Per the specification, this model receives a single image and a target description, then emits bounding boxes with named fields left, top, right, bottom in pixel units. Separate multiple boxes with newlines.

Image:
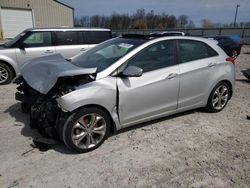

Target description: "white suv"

left=0, top=27, right=112, bottom=84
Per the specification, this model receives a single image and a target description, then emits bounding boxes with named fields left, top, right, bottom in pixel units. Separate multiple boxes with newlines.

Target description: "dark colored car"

left=206, top=35, right=243, bottom=58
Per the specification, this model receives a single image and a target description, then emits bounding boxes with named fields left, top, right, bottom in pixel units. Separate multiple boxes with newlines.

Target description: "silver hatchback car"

left=15, top=34, right=235, bottom=153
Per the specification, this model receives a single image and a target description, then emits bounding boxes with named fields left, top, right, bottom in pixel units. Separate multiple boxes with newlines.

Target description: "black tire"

left=61, top=107, right=110, bottom=153
left=206, top=82, right=231, bottom=113
left=0, top=62, right=14, bottom=85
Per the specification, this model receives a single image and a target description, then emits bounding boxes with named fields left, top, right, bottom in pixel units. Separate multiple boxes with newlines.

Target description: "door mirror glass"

left=122, top=65, right=143, bottom=77
left=18, top=43, right=27, bottom=50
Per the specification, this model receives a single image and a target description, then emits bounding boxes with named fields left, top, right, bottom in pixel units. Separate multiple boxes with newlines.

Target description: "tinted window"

left=179, top=40, right=218, bottom=63
left=127, top=40, right=176, bottom=72
left=84, top=31, right=111, bottom=44
left=55, top=31, right=79, bottom=45
left=22, top=32, right=52, bottom=47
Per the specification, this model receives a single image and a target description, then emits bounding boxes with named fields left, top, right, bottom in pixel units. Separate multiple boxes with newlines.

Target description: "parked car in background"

left=205, top=35, right=243, bottom=58
left=150, top=31, right=186, bottom=36
left=0, top=27, right=112, bottom=84
left=15, top=34, right=235, bottom=153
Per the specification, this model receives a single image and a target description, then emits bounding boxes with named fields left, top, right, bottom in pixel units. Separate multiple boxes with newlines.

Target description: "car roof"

left=24, top=27, right=111, bottom=32
left=122, top=34, right=206, bottom=41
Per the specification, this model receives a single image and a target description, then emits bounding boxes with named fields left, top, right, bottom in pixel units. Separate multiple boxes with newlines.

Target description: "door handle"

left=167, top=73, right=178, bottom=79
left=44, top=50, right=54, bottom=54
left=208, top=62, right=216, bottom=67
left=80, top=48, right=86, bottom=51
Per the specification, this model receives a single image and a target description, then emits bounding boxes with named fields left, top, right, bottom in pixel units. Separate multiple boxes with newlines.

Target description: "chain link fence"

left=114, top=27, right=250, bottom=44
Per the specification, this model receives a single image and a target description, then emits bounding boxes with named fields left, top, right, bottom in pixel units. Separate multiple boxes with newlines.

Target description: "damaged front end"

left=15, top=75, right=95, bottom=139
left=15, top=54, right=97, bottom=139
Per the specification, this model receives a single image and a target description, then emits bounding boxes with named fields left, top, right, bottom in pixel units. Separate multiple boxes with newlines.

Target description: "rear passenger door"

left=177, top=39, right=219, bottom=108
left=54, top=31, right=89, bottom=59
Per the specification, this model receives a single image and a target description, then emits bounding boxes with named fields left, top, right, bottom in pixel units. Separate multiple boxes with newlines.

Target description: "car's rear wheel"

left=62, top=107, right=110, bottom=153
left=0, top=62, right=13, bottom=85
left=206, top=82, right=231, bottom=112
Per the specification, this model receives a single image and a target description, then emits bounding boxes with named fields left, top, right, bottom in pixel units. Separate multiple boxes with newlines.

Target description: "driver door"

left=117, top=40, right=180, bottom=126
left=15, top=31, right=55, bottom=66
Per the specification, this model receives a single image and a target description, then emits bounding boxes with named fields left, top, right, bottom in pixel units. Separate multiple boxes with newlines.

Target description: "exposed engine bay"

left=14, top=54, right=100, bottom=139
left=15, top=73, right=95, bottom=139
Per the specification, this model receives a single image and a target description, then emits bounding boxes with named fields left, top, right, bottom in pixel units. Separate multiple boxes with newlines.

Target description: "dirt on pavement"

left=0, top=46, right=250, bottom=188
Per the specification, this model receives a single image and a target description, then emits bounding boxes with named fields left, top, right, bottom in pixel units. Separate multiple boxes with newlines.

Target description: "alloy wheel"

left=212, top=85, right=229, bottom=110
left=0, top=66, right=9, bottom=84
left=71, top=113, right=107, bottom=149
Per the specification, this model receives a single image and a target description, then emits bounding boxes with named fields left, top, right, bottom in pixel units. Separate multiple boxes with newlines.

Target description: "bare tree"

left=80, top=9, right=193, bottom=30
left=178, top=15, right=188, bottom=28
left=201, top=19, right=214, bottom=28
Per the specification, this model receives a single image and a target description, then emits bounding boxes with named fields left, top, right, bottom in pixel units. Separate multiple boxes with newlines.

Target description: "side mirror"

left=19, top=43, right=27, bottom=50
left=122, top=65, right=143, bottom=77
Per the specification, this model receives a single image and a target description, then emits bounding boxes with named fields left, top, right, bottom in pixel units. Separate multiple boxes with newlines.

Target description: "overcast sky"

left=60, top=0, right=250, bottom=25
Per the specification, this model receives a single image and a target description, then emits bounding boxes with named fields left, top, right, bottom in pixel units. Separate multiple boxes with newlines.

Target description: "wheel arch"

left=73, top=104, right=117, bottom=134
left=205, top=79, right=234, bottom=108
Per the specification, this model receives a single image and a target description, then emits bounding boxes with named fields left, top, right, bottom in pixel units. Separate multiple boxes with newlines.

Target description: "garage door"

left=1, top=8, right=34, bottom=38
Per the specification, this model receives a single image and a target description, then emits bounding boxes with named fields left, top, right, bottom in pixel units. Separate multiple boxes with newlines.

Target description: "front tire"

left=206, top=82, right=231, bottom=112
left=0, top=62, right=14, bottom=85
left=61, top=107, right=110, bottom=153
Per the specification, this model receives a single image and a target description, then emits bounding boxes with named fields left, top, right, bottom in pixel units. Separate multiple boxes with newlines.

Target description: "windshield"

left=71, top=38, right=146, bottom=72
left=4, top=31, right=28, bottom=47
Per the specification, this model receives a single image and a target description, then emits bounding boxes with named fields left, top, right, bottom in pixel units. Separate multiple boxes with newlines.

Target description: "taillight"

left=226, top=57, right=235, bottom=64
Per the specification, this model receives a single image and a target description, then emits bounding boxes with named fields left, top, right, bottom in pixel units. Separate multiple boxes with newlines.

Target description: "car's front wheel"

left=61, top=107, right=110, bottom=153
left=206, top=82, right=231, bottom=112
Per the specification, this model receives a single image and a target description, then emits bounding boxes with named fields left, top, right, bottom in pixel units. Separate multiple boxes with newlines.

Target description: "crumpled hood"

left=21, top=54, right=97, bottom=94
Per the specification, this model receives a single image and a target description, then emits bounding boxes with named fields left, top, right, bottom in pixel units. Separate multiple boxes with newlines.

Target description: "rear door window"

left=55, top=31, right=80, bottom=45
left=83, top=31, right=111, bottom=44
left=178, top=40, right=218, bottom=63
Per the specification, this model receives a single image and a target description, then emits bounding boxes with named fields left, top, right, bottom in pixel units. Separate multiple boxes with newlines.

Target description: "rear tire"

left=206, top=82, right=231, bottom=112
left=61, top=107, right=110, bottom=153
left=0, top=62, right=14, bottom=85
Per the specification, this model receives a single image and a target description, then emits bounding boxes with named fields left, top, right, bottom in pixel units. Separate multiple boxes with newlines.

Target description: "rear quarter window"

left=178, top=40, right=218, bottom=63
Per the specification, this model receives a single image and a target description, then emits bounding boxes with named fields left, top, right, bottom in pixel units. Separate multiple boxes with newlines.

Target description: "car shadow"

left=4, top=102, right=76, bottom=154
left=113, top=109, right=201, bottom=136
left=236, top=79, right=250, bottom=83
left=241, top=69, right=250, bottom=81
left=5, top=102, right=203, bottom=155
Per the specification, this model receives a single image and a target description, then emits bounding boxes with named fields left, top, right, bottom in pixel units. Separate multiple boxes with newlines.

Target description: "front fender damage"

left=15, top=75, right=120, bottom=142
left=15, top=75, right=95, bottom=139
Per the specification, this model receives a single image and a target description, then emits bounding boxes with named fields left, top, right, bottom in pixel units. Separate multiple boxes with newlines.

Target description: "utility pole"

left=233, top=4, right=240, bottom=27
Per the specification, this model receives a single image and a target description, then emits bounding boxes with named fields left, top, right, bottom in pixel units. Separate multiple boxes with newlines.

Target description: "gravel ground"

left=0, top=46, right=250, bottom=188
